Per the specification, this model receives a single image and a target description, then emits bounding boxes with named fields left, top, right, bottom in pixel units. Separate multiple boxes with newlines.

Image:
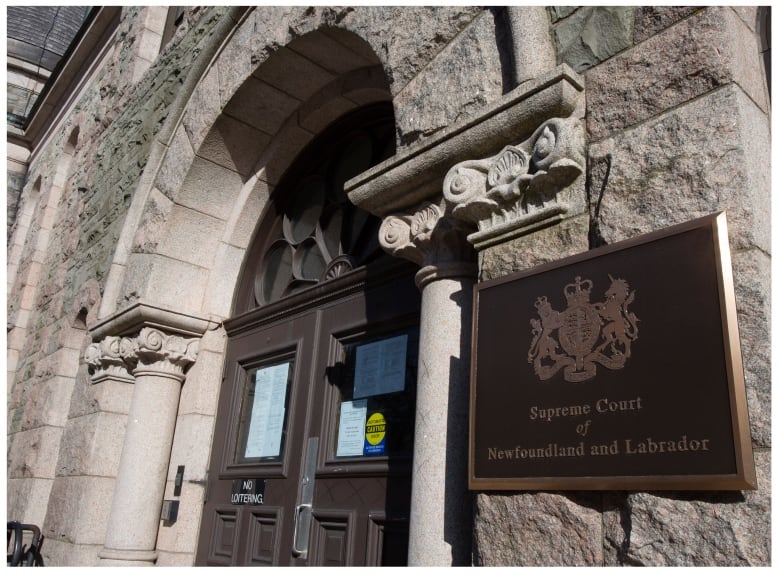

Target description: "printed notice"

left=337, top=399, right=367, bottom=457
left=244, top=363, right=289, bottom=458
left=354, top=334, right=408, bottom=398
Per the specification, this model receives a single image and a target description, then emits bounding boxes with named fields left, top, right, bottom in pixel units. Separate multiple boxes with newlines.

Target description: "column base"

left=99, top=546, right=157, bottom=565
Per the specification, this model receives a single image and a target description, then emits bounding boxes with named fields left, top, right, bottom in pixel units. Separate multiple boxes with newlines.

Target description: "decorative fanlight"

left=254, top=116, right=394, bottom=306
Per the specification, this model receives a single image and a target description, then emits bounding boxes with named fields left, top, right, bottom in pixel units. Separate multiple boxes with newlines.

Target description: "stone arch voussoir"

left=120, top=23, right=393, bottom=320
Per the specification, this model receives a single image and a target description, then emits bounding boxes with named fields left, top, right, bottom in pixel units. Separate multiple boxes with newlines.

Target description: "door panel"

left=197, top=270, right=420, bottom=566
left=311, top=509, right=354, bottom=566
left=245, top=508, right=281, bottom=565
left=209, top=507, right=239, bottom=565
left=198, top=312, right=318, bottom=566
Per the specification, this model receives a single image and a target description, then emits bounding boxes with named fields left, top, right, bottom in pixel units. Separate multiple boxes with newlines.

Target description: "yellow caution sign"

left=365, top=412, right=386, bottom=447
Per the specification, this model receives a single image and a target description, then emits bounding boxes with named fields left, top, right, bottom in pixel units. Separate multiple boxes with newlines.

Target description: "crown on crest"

left=564, top=276, right=592, bottom=304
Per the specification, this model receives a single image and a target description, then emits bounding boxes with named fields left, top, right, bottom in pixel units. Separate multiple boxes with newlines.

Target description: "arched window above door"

left=246, top=104, right=396, bottom=310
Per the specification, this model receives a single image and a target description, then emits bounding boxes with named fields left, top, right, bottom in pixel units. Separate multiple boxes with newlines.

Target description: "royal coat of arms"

left=528, top=275, right=640, bottom=382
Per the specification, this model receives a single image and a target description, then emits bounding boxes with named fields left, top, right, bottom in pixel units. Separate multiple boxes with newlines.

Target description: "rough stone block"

left=156, top=204, right=225, bottom=267
left=587, top=6, right=769, bottom=141
left=55, top=411, right=126, bottom=477
left=174, top=156, right=244, bottom=222
left=43, top=476, right=116, bottom=545
left=340, top=64, right=393, bottom=106
left=223, top=76, right=301, bottom=137
left=156, top=550, right=195, bottom=567
left=202, top=243, right=244, bottom=319
left=7, top=427, right=63, bottom=479
left=553, top=6, right=635, bottom=73
left=155, top=126, right=195, bottom=200
left=121, top=253, right=209, bottom=312
left=167, top=413, right=215, bottom=483
left=156, top=481, right=206, bottom=556
left=43, top=347, right=82, bottom=379
left=197, top=114, right=271, bottom=179
left=215, top=14, right=254, bottom=109
left=256, top=122, right=313, bottom=186
left=253, top=45, right=336, bottom=102
left=344, top=6, right=481, bottom=94
left=394, top=10, right=503, bottom=146
left=633, top=6, right=699, bottom=43
left=548, top=6, right=577, bottom=23
left=179, top=64, right=222, bottom=159
left=474, top=491, right=603, bottom=565
left=478, top=213, right=590, bottom=281
left=19, top=376, right=74, bottom=430
left=732, top=6, right=760, bottom=31
left=731, top=249, right=771, bottom=447
left=246, top=6, right=295, bottom=65
left=287, top=28, right=374, bottom=76
left=6, top=477, right=53, bottom=528
left=141, top=5, right=168, bottom=31
left=131, top=186, right=174, bottom=254
left=589, top=86, right=770, bottom=255
left=228, top=177, right=269, bottom=249
left=298, top=88, right=356, bottom=135
left=39, top=539, right=102, bottom=568
left=68, top=373, right=134, bottom=419
left=603, top=450, right=770, bottom=566
left=198, top=325, right=228, bottom=354
left=179, top=348, right=226, bottom=417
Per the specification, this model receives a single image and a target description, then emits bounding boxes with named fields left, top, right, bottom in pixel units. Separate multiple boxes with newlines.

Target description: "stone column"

left=93, top=327, right=198, bottom=565
left=380, top=202, right=477, bottom=566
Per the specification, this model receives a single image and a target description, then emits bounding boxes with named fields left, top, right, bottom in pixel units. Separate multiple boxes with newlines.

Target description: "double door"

left=196, top=270, right=420, bottom=565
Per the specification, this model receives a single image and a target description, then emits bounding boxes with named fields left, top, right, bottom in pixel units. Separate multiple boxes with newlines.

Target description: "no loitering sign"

left=231, top=478, right=266, bottom=505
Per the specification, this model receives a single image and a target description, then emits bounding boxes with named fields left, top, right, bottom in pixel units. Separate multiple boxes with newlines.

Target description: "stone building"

left=5, top=5, right=771, bottom=567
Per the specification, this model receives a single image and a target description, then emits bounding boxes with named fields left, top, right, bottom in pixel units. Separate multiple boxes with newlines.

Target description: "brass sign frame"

left=469, top=213, right=756, bottom=491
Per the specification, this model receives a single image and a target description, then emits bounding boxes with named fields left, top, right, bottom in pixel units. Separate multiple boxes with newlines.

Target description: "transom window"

left=252, top=105, right=396, bottom=307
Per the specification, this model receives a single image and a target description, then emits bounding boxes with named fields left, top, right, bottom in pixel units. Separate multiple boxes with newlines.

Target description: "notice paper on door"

left=244, top=362, right=289, bottom=458
left=336, top=399, right=367, bottom=457
left=353, top=334, right=407, bottom=398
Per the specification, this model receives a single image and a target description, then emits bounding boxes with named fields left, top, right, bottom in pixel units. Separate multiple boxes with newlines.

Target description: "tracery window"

left=252, top=104, right=396, bottom=307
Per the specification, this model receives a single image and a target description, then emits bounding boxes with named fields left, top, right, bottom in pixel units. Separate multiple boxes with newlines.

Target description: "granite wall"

left=472, top=6, right=770, bottom=566
left=6, top=6, right=769, bottom=566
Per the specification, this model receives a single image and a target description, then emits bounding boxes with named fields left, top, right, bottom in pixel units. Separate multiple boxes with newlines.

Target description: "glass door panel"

left=332, top=329, right=419, bottom=460
left=235, top=358, right=294, bottom=464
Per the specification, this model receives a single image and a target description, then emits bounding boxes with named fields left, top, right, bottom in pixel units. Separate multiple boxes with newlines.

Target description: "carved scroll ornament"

left=443, top=117, right=584, bottom=249
left=379, top=201, right=477, bottom=287
left=84, top=336, right=135, bottom=384
left=85, top=328, right=199, bottom=383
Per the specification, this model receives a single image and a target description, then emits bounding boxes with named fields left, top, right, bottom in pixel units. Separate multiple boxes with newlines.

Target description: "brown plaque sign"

left=469, top=213, right=756, bottom=490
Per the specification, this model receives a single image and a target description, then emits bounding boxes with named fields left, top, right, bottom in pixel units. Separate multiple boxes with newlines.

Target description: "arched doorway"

left=196, top=104, right=421, bottom=566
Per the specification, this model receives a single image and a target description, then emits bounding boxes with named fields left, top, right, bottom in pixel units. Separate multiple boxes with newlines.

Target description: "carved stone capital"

left=379, top=201, right=477, bottom=288
left=443, top=117, right=585, bottom=250
left=126, top=327, right=199, bottom=380
left=85, top=301, right=215, bottom=385
left=85, top=328, right=199, bottom=384
left=84, top=336, right=134, bottom=384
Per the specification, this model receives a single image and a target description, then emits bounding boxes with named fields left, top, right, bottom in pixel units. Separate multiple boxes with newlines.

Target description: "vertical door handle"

left=291, top=437, right=318, bottom=559
left=291, top=503, right=312, bottom=557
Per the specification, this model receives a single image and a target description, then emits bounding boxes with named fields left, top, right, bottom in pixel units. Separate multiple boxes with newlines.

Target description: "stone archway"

left=88, top=15, right=396, bottom=564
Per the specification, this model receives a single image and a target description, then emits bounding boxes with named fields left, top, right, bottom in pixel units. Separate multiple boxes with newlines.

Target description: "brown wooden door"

left=196, top=266, right=420, bottom=566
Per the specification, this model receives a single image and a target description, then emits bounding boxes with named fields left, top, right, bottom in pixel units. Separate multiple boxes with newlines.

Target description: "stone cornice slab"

left=346, top=64, right=584, bottom=217
left=89, top=301, right=221, bottom=340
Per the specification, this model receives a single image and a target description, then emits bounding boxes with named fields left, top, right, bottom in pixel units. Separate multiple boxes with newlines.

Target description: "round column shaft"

left=97, top=328, right=198, bottom=565
left=379, top=203, right=477, bottom=566
left=408, top=273, right=474, bottom=566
